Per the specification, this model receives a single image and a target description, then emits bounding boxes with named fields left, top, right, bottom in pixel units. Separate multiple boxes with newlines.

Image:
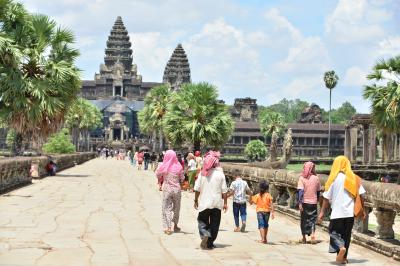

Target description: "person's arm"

left=317, top=198, right=330, bottom=224
left=222, top=192, right=228, bottom=213
left=298, top=189, right=304, bottom=211
left=194, top=191, right=200, bottom=209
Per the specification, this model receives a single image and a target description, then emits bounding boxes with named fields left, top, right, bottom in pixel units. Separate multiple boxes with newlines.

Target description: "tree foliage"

left=65, top=98, right=102, bottom=131
left=0, top=0, right=80, bottom=145
left=259, top=111, right=286, bottom=137
left=330, top=101, right=357, bottom=124
left=163, top=82, right=234, bottom=151
left=324, top=70, right=339, bottom=90
left=363, top=56, right=400, bottom=133
left=244, top=139, right=267, bottom=161
left=42, top=128, right=75, bottom=154
left=259, top=98, right=308, bottom=124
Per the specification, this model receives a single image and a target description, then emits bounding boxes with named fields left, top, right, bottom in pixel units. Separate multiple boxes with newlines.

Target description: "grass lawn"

left=286, top=163, right=332, bottom=172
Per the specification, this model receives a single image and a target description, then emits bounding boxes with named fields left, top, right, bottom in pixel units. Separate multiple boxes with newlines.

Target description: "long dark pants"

left=329, top=217, right=354, bottom=258
left=197, top=208, right=221, bottom=248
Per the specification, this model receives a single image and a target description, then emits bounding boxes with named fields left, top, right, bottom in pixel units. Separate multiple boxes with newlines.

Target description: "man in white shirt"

left=318, top=156, right=366, bottom=264
left=194, top=151, right=228, bottom=250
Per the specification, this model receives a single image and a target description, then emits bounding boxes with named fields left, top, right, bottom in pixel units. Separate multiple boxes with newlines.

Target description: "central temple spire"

left=104, top=16, right=133, bottom=70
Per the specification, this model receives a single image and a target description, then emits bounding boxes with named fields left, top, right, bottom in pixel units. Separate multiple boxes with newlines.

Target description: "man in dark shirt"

left=143, top=150, right=151, bottom=170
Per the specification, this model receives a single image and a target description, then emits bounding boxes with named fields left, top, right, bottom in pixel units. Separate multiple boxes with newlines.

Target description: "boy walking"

left=228, top=170, right=252, bottom=232
left=250, top=180, right=275, bottom=244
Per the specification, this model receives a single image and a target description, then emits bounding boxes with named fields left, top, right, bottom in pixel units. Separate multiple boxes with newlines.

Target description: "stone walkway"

left=0, top=158, right=397, bottom=265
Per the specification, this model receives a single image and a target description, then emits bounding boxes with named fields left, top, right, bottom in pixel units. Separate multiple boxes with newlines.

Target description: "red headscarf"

left=201, top=151, right=220, bottom=177
left=156, top=150, right=183, bottom=176
left=302, top=161, right=316, bottom=179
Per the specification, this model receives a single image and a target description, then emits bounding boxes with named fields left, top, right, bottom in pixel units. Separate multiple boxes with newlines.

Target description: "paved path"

left=0, top=158, right=397, bottom=266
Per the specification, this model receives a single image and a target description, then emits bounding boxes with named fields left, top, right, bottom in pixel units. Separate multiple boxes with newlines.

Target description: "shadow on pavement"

left=56, top=174, right=91, bottom=177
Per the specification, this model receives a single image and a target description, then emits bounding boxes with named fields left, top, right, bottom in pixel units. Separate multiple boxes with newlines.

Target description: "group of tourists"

left=154, top=149, right=366, bottom=264
left=98, top=147, right=126, bottom=160
left=127, top=150, right=160, bottom=171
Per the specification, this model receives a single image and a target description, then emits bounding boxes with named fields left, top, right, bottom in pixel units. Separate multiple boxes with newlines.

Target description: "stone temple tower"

left=163, top=44, right=191, bottom=91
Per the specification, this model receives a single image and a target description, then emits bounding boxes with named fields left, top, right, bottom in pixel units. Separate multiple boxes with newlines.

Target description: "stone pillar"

left=374, top=208, right=396, bottom=239
left=350, top=126, right=358, bottom=163
left=110, top=129, right=113, bottom=141
left=369, top=125, right=376, bottom=163
left=287, top=187, right=297, bottom=209
left=344, top=126, right=351, bottom=158
left=120, top=128, right=124, bottom=141
left=353, top=207, right=372, bottom=233
left=362, top=125, right=369, bottom=164
left=269, top=183, right=279, bottom=202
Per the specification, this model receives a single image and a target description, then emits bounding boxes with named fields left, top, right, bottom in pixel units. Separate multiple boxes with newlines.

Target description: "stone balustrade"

left=222, top=163, right=400, bottom=260
left=0, top=152, right=97, bottom=193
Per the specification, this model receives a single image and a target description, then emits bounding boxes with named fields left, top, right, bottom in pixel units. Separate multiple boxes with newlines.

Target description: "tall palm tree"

left=163, top=82, right=234, bottom=151
left=138, top=84, right=171, bottom=151
left=259, top=111, right=286, bottom=161
left=363, top=56, right=400, bottom=162
left=324, top=70, right=339, bottom=156
left=65, top=98, right=102, bottom=151
left=0, top=0, right=80, bottom=154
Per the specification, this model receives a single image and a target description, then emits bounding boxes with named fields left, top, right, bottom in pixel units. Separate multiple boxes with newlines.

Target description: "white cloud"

left=378, top=36, right=400, bottom=56
left=325, top=0, right=391, bottom=43
left=343, top=66, right=367, bottom=86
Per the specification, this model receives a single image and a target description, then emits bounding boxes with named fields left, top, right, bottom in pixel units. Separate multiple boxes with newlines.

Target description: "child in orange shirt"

left=250, top=180, right=275, bottom=244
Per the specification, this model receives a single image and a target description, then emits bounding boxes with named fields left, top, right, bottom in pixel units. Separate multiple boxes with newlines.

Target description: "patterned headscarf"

left=156, top=150, right=183, bottom=176
left=325, top=156, right=357, bottom=198
left=302, top=161, right=316, bottom=179
left=201, top=151, right=220, bottom=177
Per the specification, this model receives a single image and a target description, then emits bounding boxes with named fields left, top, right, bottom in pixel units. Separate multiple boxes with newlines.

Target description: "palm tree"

left=324, top=70, right=339, bottom=156
left=259, top=111, right=286, bottom=161
left=0, top=0, right=80, bottom=154
left=138, top=84, right=171, bottom=151
left=363, top=56, right=400, bottom=162
left=65, top=98, right=102, bottom=151
left=163, top=82, right=234, bottom=151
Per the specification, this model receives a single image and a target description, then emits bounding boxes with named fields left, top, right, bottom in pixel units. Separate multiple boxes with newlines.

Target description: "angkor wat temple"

left=80, top=17, right=190, bottom=141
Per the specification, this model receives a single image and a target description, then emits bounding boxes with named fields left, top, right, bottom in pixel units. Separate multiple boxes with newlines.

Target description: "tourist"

left=250, top=180, right=274, bottom=244
left=228, top=169, right=252, bottom=232
left=133, top=151, right=138, bottom=166
left=150, top=152, right=157, bottom=170
left=137, top=151, right=144, bottom=170
left=46, top=160, right=57, bottom=176
left=177, top=154, right=185, bottom=169
left=144, top=150, right=151, bottom=170
left=297, top=161, right=321, bottom=244
left=194, top=151, right=228, bottom=250
left=194, top=150, right=203, bottom=180
left=318, top=156, right=366, bottom=264
left=156, top=150, right=184, bottom=235
left=186, top=153, right=197, bottom=192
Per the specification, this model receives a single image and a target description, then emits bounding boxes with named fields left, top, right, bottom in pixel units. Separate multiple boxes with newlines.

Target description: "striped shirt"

left=229, top=178, right=250, bottom=204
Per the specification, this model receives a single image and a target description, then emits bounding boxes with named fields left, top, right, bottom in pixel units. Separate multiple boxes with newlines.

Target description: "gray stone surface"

left=0, top=159, right=397, bottom=265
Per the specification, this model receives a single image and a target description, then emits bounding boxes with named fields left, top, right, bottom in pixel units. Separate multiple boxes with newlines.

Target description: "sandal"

left=256, top=240, right=267, bottom=244
left=174, top=226, right=181, bottom=232
left=164, top=230, right=172, bottom=235
left=234, top=228, right=241, bottom=232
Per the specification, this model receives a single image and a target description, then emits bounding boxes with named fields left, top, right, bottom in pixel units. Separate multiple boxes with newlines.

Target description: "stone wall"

left=222, top=163, right=400, bottom=261
left=0, top=152, right=97, bottom=193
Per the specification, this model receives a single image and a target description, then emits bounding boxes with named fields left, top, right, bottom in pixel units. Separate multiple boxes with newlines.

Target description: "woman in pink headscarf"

left=297, top=161, right=321, bottom=244
left=156, top=150, right=184, bottom=235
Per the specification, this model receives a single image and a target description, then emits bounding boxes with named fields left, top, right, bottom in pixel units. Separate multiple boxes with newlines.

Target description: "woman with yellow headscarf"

left=318, top=156, right=366, bottom=264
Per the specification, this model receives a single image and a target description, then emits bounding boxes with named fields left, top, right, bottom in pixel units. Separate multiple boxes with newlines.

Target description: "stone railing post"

left=350, top=126, right=358, bottom=163
left=344, top=125, right=351, bottom=158
left=276, top=186, right=289, bottom=206
left=269, top=183, right=279, bottom=202
left=369, top=125, right=376, bottom=163
left=374, top=207, right=396, bottom=239
left=353, top=207, right=372, bottom=233
left=362, top=124, right=369, bottom=164
left=287, top=187, right=297, bottom=208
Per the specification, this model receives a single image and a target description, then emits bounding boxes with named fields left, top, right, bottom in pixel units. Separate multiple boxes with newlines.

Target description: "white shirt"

left=323, top=172, right=366, bottom=219
left=194, top=167, right=228, bottom=212
left=229, top=178, right=250, bottom=204
left=188, top=159, right=196, bottom=171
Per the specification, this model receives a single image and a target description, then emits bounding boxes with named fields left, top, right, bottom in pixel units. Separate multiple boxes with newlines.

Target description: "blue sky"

left=21, top=0, right=399, bottom=112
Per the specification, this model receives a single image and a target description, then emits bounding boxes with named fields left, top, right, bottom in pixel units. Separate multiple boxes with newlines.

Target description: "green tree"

left=363, top=56, right=400, bottom=162
left=163, top=82, right=234, bottom=151
left=42, top=128, right=75, bottom=154
left=330, top=101, right=357, bottom=124
left=0, top=0, right=80, bottom=154
left=260, top=98, right=309, bottom=123
left=259, top=111, right=286, bottom=161
left=324, top=70, right=339, bottom=156
left=138, top=84, right=171, bottom=151
left=65, top=98, right=102, bottom=151
left=244, top=139, right=267, bottom=161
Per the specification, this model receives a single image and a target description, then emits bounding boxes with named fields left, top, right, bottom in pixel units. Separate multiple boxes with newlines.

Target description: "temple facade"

left=223, top=99, right=348, bottom=157
left=80, top=17, right=162, bottom=141
left=163, top=44, right=191, bottom=91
